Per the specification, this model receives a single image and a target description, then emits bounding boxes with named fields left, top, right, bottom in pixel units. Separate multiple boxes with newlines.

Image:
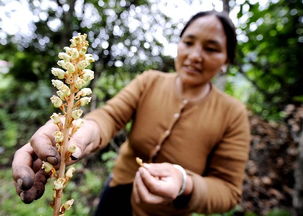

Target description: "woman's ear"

left=221, top=65, right=227, bottom=74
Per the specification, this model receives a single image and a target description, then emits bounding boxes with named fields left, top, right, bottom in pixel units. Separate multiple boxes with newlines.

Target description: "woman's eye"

left=205, top=47, right=219, bottom=52
left=183, top=41, right=193, bottom=46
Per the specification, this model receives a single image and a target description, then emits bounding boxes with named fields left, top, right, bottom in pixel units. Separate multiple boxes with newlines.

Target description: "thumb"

left=30, top=122, right=60, bottom=166
left=143, top=163, right=172, bottom=177
left=68, top=119, right=101, bottom=161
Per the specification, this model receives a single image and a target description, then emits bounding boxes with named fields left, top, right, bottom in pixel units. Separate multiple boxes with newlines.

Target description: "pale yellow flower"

left=72, top=119, right=84, bottom=128
left=42, top=161, right=54, bottom=173
left=79, top=97, right=91, bottom=106
left=75, top=77, right=86, bottom=89
left=79, top=47, right=87, bottom=56
left=67, top=144, right=77, bottom=154
left=50, top=95, right=63, bottom=108
left=82, top=69, right=94, bottom=81
left=85, top=54, right=95, bottom=63
left=51, top=68, right=66, bottom=79
left=56, top=91, right=65, bottom=100
left=65, top=167, right=76, bottom=178
left=60, top=85, right=71, bottom=96
left=50, top=113, right=61, bottom=124
left=54, top=131, right=64, bottom=143
left=62, top=199, right=74, bottom=211
left=58, top=52, right=71, bottom=61
left=78, top=88, right=92, bottom=96
left=70, top=48, right=79, bottom=59
left=52, top=80, right=64, bottom=89
left=77, top=60, right=89, bottom=70
left=57, top=60, right=66, bottom=69
left=54, top=178, right=66, bottom=190
left=65, top=62, right=75, bottom=73
left=71, top=109, right=83, bottom=120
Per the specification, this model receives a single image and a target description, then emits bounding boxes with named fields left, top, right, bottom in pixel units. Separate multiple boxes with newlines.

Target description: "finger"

left=139, top=167, right=173, bottom=199
left=30, top=122, right=60, bottom=166
left=143, top=163, right=171, bottom=177
left=136, top=169, right=166, bottom=204
left=19, top=169, right=49, bottom=204
left=133, top=172, right=141, bottom=203
left=68, top=120, right=100, bottom=160
left=12, top=143, right=35, bottom=191
left=33, top=169, right=49, bottom=200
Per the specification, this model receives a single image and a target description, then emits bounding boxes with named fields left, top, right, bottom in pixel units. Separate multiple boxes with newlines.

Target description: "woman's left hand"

left=133, top=162, right=186, bottom=204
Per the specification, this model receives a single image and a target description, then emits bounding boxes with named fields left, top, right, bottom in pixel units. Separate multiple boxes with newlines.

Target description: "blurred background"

left=0, top=0, right=302, bottom=215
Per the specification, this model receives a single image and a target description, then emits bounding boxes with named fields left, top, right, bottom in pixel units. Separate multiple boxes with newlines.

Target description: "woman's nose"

left=188, top=46, right=203, bottom=62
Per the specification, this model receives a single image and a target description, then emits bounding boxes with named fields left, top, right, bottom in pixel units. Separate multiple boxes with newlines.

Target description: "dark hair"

left=180, top=11, right=237, bottom=64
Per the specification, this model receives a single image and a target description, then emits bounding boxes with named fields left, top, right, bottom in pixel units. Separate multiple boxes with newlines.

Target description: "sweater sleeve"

left=186, top=107, right=250, bottom=213
left=84, top=71, right=150, bottom=149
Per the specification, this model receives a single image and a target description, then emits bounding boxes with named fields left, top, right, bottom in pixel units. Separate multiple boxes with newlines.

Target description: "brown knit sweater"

left=85, top=70, right=250, bottom=215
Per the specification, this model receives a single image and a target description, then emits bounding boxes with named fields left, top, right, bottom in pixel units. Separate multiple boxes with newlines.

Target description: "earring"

left=221, top=65, right=227, bottom=74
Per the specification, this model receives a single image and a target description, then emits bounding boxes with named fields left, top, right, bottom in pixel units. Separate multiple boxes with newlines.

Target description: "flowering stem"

left=45, top=33, right=94, bottom=216
left=53, top=92, right=75, bottom=216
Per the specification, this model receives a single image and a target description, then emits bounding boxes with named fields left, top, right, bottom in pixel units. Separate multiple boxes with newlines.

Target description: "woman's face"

left=175, top=15, right=228, bottom=87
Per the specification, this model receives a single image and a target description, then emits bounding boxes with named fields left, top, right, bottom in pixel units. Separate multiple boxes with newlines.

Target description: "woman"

left=12, top=10, right=250, bottom=216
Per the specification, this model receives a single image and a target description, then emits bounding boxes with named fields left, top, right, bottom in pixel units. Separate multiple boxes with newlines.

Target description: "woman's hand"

left=12, top=119, right=100, bottom=204
left=133, top=163, right=193, bottom=205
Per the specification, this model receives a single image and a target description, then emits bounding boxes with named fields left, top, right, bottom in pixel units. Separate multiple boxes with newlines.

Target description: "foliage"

left=0, top=0, right=302, bottom=215
left=234, top=0, right=303, bottom=119
left=0, top=0, right=175, bottom=166
left=0, top=163, right=104, bottom=216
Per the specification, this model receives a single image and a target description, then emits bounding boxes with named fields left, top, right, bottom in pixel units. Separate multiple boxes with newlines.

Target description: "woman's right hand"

left=11, top=119, right=101, bottom=204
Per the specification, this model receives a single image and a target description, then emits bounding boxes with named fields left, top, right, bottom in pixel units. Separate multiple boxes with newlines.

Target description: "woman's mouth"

left=183, top=65, right=201, bottom=75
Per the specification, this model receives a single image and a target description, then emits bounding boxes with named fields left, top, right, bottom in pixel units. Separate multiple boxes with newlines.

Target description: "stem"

left=53, top=93, right=75, bottom=216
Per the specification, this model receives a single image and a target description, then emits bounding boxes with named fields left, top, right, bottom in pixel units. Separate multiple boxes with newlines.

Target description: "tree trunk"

left=293, top=129, right=303, bottom=215
left=213, top=0, right=230, bottom=90
left=222, top=0, right=230, bottom=13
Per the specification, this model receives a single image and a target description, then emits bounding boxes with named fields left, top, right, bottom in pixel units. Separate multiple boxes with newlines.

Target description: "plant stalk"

left=53, top=93, right=75, bottom=216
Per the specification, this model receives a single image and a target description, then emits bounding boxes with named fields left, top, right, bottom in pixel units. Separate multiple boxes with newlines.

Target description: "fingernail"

left=47, top=156, right=58, bottom=165
left=139, top=167, right=145, bottom=174
left=71, top=146, right=81, bottom=160
left=20, top=192, right=25, bottom=201
left=143, top=163, right=150, bottom=169
left=17, top=179, right=23, bottom=188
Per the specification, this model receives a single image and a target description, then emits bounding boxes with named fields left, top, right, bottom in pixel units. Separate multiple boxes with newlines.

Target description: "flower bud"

left=66, top=167, right=76, bottom=178
left=50, top=113, right=61, bottom=124
left=67, top=143, right=77, bottom=154
left=70, top=48, right=79, bottom=59
left=70, top=38, right=77, bottom=47
left=54, top=178, right=66, bottom=190
left=85, top=54, right=95, bottom=63
left=57, top=90, right=65, bottom=100
left=62, top=199, right=74, bottom=211
left=77, top=60, right=89, bottom=70
left=79, top=47, right=87, bottom=56
left=42, top=161, right=54, bottom=173
left=75, top=77, right=86, bottom=89
left=52, top=80, right=64, bottom=90
left=82, top=69, right=94, bottom=81
left=54, top=131, right=64, bottom=143
left=79, top=88, right=92, bottom=96
left=51, top=68, right=66, bottom=79
left=58, top=52, right=71, bottom=61
left=65, top=62, right=75, bottom=73
left=64, top=46, right=72, bottom=54
left=57, top=60, right=67, bottom=69
left=60, top=85, right=71, bottom=96
left=50, top=95, right=63, bottom=108
left=79, top=97, right=91, bottom=106
left=71, top=109, right=83, bottom=120
left=72, top=119, right=84, bottom=128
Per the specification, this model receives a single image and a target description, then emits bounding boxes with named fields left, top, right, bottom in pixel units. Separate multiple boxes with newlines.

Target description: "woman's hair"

left=180, top=11, right=237, bottom=64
